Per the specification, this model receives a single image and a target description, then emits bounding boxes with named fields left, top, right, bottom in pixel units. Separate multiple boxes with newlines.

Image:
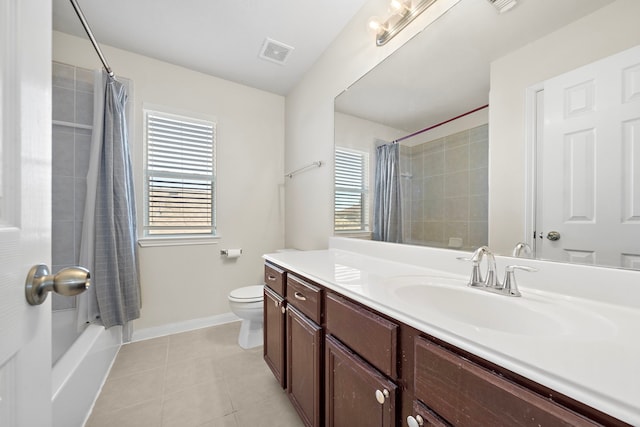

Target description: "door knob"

left=25, top=264, right=90, bottom=305
left=546, top=231, right=561, bottom=241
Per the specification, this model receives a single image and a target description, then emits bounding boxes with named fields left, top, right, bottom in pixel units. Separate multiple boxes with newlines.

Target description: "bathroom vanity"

left=263, top=238, right=640, bottom=427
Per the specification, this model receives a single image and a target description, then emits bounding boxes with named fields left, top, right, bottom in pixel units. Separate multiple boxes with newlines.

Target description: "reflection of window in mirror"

left=334, top=148, right=369, bottom=234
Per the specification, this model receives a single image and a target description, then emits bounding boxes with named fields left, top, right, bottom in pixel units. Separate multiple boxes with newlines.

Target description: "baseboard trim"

left=131, top=312, right=241, bottom=342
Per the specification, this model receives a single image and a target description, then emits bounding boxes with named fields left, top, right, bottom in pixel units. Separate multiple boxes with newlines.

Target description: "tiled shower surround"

left=400, top=124, right=488, bottom=250
left=51, top=62, right=94, bottom=310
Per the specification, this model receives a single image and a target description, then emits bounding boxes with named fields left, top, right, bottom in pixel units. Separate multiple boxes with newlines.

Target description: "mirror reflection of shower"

left=398, top=123, right=489, bottom=249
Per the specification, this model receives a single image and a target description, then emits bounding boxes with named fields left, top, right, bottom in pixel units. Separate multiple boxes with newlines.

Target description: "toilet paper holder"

left=220, top=249, right=243, bottom=257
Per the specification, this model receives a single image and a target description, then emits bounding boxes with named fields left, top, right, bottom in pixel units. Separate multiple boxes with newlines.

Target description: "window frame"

left=139, top=107, right=218, bottom=247
left=334, top=147, right=370, bottom=234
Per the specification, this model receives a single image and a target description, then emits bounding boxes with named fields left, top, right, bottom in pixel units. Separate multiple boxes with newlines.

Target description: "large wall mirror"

left=334, top=0, right=640, bottom=270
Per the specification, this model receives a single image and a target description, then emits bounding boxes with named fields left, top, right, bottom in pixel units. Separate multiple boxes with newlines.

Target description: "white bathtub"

left=52, top=309, right=121, bottom=427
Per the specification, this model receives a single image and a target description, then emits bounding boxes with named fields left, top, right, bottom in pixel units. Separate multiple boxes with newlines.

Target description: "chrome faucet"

left=459, top=246, right=537, bottom=297
left=512, top=242, right=532, bottom=258
left=459, top=246, right=499, bottom=288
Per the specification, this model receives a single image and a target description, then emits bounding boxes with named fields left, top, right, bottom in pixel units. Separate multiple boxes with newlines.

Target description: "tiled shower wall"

left=51, top=62, right=94, bottom=310
left=402, top=124, right=488, bottom=250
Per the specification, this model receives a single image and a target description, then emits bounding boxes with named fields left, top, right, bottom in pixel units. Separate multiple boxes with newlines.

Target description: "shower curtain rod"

left=69, top=0, right=114, bottom=77
left=392, top=104, right=489, bottom=144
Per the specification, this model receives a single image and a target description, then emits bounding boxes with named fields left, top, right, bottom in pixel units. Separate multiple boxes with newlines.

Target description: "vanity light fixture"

left=369, top=0, right=438, bottom=46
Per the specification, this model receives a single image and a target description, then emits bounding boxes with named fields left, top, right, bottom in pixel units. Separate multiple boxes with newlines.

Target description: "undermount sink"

left=381, top=276, right=615, bottom=337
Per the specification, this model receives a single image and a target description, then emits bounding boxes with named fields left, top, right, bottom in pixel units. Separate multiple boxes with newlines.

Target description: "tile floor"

left=86, top=321, right=303, bottom=427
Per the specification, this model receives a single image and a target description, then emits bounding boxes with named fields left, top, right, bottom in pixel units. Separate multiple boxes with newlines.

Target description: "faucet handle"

left=456, top=256, right=483, bottom=286
left=502, top=265, right=537, bottom=297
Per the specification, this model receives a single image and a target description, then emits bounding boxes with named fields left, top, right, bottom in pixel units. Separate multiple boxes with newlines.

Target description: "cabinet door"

left=326, top=336, right=397, bottom=427
left=287, top=305, right=322, bottom=427
left=407, top=401, right=450, bottom=427
left=264, top=286, right=286, bottom=388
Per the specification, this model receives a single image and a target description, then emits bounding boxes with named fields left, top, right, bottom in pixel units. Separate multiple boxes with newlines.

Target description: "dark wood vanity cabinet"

left=326, top=336, right=397, bottom=427
left=286, top=274, right=324, bottom=427
left=263, top=263, right=286, bottom=388
left=412, top=336, right=602, bottom=427
left=409, top=401, right=450, bottom=427
left=263, top=262, right=628, bottom=427
left=287, top=305, right=322, bottom=427
left=263, top=285, right=286, bottom=388
left=325, top=293, right=399, bottom=427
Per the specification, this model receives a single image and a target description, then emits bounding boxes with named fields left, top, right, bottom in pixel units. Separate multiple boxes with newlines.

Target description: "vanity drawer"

left=326, top=293, right=398, bottom=378
left=414, top=337, right=599, bottom=427
left=264, top=263, right=286, bottom=296
left=287, top=275, right=322, bottom=324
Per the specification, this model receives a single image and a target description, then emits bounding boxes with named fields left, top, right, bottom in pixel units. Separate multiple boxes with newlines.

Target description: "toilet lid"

left=229, top=285, right=263, bottom=302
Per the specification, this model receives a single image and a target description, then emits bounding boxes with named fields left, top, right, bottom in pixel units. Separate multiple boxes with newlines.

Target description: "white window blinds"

left=144, top=111, right=216, bottom=236
left=334, top=148, right=369, bottom=232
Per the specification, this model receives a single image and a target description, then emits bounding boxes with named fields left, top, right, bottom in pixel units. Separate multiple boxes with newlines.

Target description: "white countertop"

left=264, top=241, right=640, bottom=425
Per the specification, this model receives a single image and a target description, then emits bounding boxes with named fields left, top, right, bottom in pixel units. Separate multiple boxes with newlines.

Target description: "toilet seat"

left=228, top=285, right=263, bottom=303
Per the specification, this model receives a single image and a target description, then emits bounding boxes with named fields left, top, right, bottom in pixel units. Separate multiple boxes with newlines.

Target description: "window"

left=144, top=110, right=216, bottom=237
left=334, top=148, right=369, bottom=232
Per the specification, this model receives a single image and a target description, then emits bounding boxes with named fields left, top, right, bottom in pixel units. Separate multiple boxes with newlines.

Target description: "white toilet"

left=228, top=285, right=264, bottom=349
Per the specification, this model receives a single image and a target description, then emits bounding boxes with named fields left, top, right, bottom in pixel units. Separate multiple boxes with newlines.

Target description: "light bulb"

left=367, top=16, right=385, bottom=34
left=389, top=0, right=411, bottom=14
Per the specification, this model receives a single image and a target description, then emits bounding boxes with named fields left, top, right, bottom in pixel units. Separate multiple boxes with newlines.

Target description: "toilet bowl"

left=228, top=285, right=264, bottom=349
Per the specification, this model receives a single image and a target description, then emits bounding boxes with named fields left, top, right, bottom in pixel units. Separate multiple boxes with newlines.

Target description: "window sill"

left=334, top=231, right=372, bottom=239
left=138, top=235, right=221, bottom=248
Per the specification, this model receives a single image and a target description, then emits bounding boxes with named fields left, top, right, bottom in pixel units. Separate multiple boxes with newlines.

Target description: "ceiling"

left=334, top=0, right=614, bottom=133
left=52, top=0, right=369, bottom=95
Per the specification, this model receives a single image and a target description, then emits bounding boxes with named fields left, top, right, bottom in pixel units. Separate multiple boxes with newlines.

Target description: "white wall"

left=489, top=0, right=640, bottom=253
left=53, top=32, right=285, bottom=331
left=284, top=0, right=462, bottom=250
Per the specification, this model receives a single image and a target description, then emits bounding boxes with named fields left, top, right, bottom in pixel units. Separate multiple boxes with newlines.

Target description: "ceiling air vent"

left=259, top=38, right=294, bottom=65
left=487, top=0, right=517, bottom=13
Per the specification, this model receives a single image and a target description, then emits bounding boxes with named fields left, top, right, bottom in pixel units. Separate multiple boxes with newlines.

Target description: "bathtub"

left=52, top=309, right=121, bottom=427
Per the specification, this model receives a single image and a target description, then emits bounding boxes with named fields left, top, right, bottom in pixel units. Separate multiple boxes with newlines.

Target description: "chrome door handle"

left=25, top=264, right=90, bottom=305
left=546, top=231, right=561, bottom=241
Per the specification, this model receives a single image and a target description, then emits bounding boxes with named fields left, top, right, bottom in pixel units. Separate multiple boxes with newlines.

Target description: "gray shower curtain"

left=373, top=143, right=403, bottom=243
left=79, top=71, right=140, bottom=331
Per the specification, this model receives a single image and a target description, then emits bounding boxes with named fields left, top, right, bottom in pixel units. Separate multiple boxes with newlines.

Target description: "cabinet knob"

left=407, top=415, right=424, bottom=427
left=281, top=305, right=286, bottom=314
left=375, top=388, right=390, bottom=404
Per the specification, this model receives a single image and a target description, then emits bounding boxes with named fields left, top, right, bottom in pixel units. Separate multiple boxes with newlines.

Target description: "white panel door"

left=0, top=0, right=52, bottom=426
left=538, top=45, right=640, bottom=268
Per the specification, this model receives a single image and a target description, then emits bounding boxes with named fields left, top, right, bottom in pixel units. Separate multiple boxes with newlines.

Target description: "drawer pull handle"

left=375, top=389, right=389, bottom=404
left=407, top=415, right=424, bottom=427
left=267, top=274, right=277, bottom=281
left=294, top=292, right=307, bottom=301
